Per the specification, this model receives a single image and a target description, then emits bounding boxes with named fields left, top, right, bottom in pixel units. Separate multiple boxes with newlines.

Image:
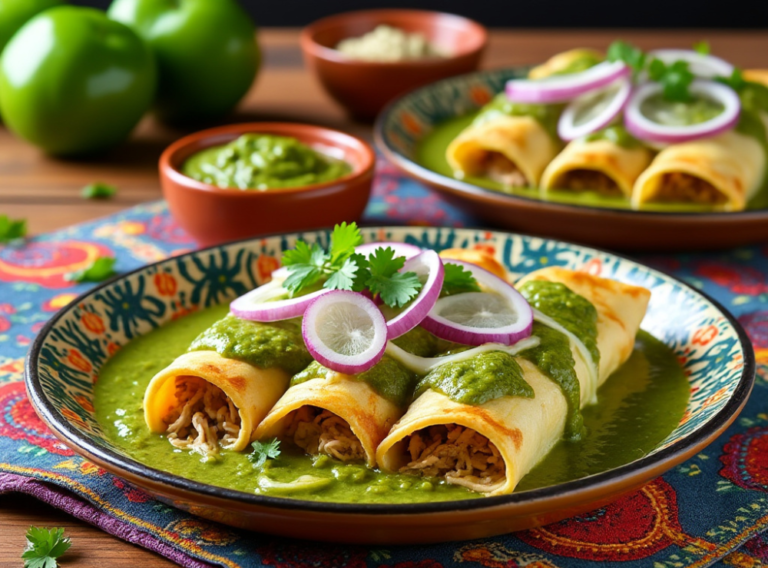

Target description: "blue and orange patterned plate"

left=25, top=227, right=754, bottom=543
left=375, top=68, right=768, bottom=252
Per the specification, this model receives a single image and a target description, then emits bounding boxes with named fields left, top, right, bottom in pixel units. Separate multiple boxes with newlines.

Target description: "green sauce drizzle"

left=290, top=356, right=417, bottom=408
left=519, top=322, right=584, bottom=440
left=584, top=124, right=642, bottom=149
left=518, top=280, right=600, bottom=371
left=415, top=351, right=533, bottom=406
left=474, top=93, right=564, bottom=142
left=189, top=315, right=312, bottom=374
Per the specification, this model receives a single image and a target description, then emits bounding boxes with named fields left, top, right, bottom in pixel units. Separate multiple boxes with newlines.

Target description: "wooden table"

left=1, top=28, right=766, bottom=568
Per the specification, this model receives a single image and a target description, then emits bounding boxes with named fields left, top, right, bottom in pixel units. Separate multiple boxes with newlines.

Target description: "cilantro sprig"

left=281, top=223, right=424, bottom=308
left=0, top=214, right=27, bottom=243
left=66, top=257, right=117, bottom=283
left=441, top=263, right=482, bottom=297
left=22, top=527, right=71, bottom=568
left=606, top=40, right=741, bottom=103
left=249, top=438, right=281, bottom=468
left=81, top=182, right=117, bottom=200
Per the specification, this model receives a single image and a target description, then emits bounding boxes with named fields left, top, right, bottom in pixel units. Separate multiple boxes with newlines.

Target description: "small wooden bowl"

left=159, top=123, right=375, bottom=247
left=301, top=9, right=487, bottom=121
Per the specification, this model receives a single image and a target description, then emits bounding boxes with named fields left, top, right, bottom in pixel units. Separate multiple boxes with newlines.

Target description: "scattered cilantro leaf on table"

left=249, top=438, right=281, bottom=468
left=441, top=263, right=481, bottom=297
left=22, top=527, right=71, bottom=568
left=81, top=182, right=117, bottom=199
left=0, top=214, right=27, bottom=243
left=66, top=257, right=117, bottom=283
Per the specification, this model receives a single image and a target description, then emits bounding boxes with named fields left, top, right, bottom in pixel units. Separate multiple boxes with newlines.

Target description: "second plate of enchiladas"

left=376, top=44, right=768, bottom=250
left=26, top=225, right=753, bottom=543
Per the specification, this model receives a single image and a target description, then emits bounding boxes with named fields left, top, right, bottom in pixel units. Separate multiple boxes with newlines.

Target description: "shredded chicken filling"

left=557, top=169, right=622, bottom=196
left=400, top=424, right=506, bottom=493
left=479, top=151, right=528, bottom=187
left=284, top=406, right=365, bottom=462
left=164, top=377, right=240, bottom=457
left=655, top=172, right=726, bottom=204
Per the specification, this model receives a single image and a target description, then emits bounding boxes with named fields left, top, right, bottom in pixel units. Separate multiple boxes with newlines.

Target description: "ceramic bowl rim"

left=300, top=9, right=488, bottom=68
left=159, top=122, right=376, bottom=198
left=25, top=227, right=755, bottom=516
left=374, top=67, right=768, bottom=222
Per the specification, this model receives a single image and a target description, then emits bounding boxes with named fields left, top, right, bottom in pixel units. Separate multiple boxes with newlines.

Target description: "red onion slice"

left=385, top=250, right=444, bottom=340
left=648, top=49, right=734, bottom=78
left=421, top=260, right=533, bottom=346
left=558, top=77, right=632, bottom=141
left=625, top=80, right=741, bottom=144
left=505, top=61, right=630, bottom=104
left=355, top=242, right=422, bottom=259
left=230, top=281, right=329, bottom=322
left=302, top=290, right=387, bottom=375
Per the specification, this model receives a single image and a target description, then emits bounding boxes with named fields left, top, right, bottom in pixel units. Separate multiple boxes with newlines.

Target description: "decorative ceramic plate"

left=26, top=227, right=754, bottom=544
left=375, top=68, right=768, bottom=252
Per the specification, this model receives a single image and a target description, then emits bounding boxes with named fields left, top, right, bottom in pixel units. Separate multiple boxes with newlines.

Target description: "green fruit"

left=0, top=0, right=63, bottom=53
left=108, top=0, right=259, bottom=125
left=0, top=6, right=156, bottom=156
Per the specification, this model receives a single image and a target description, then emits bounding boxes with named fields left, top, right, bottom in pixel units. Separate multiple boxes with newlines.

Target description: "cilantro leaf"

left=324, top=257, right=359, bottom=290
left=282, top=242, right=328, bottom=294
left=329, top=221, right=362, bottom=265
left=717, top=68, right=746, bottom=92
left=0, top=214, right=27, bottom=243
left=607, top=40, right=646, bottom=73
left=66, top=257, right=116, bottom=283
left=81, top=182, right=117, bottom=199
left=648, top=58, right=694, bottom=102
left=693, top=40, right=710, bottom=55
left=441, top=262, right=481, bottom=297
left=22, top=527, right=71, bottom=568
left=372, top=271, right=422, bottom=308
left=248, top=438, right=281, bottom=468
left=364, top=247, right=422, bottom=307
left=349, top=252, right=370, bottom=292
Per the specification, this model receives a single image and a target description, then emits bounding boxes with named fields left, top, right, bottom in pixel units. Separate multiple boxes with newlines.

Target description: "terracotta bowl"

left=301, top=9, right=487, bottom=120
left=159, top=122, right=375, bottom=247
left=26, top=226, right=754, bottom=544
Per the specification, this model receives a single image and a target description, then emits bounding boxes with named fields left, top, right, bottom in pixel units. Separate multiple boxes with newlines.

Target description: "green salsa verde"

left=475, top=93, right=564, bottom=142
left=94, top=304, right=689, bottom=503
left=182, top=134, right=352, bottom=190
left=415, top=351, right=533, bottom=406
left=189, top=315, right=312, bottom=375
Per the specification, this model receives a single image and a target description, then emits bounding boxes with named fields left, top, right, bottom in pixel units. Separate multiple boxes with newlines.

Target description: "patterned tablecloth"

left=2, top=161, right=768, bottom=568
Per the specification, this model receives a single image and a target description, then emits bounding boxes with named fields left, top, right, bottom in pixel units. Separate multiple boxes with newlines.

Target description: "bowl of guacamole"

left=160, top=122, right=375, bottom=246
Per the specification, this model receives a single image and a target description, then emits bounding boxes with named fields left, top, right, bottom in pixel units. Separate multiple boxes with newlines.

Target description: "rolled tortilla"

left=528, top=48, right=604, bottom=80
left=254, top=366, right=404, bottom=468
left=144, top=351, right=291, bottom=454
left=376, top=268, right=650, bottom=495
left=144, top=316, right=310, bottom=456
left=446, top=112, right=560, bottom=188
left=541, top=138, right=654, bottom=198
left=631, top=130, right=766, bottom=211
left=255, top=327, right=435, bottom=467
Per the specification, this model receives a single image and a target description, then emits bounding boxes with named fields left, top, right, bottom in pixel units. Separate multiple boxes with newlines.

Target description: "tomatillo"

left=0, top=0, right=63, bottom=53
left=0, top=6, right=156, bottom=156
left=108, top=0, right=259, bottom=125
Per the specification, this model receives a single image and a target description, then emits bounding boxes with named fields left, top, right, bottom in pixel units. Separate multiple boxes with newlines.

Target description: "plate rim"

left=373, top=66, right=768, bottom=222
left=25, top=226, right=756, bottom=516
